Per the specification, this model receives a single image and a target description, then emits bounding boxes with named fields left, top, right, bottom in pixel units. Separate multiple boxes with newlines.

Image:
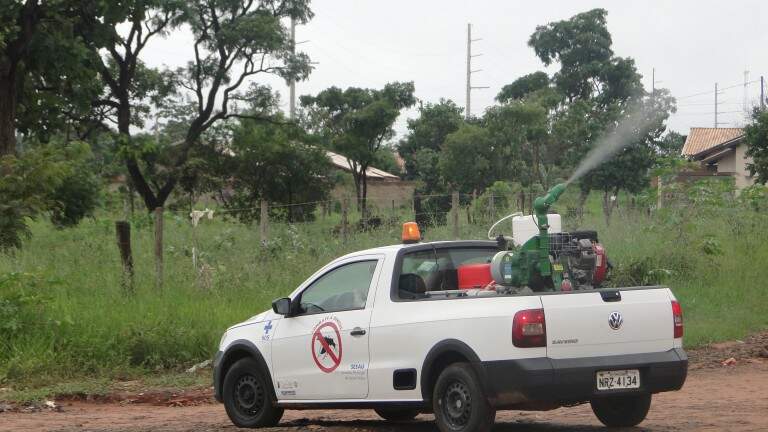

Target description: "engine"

left=549, top=231, right=609, bottom=290
left=488, top=183, right=611, bottom=293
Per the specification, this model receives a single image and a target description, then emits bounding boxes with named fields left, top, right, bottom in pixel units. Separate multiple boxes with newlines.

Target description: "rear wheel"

left=374, top=407, right=420, bottom=422
left=590, top=393, right=652, bottom=427
left=432, top=363, right=495, bottom=432
left=222, top=357, right=284, bottom=428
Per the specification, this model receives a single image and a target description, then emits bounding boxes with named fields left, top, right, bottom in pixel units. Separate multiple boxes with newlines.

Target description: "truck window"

left=299, top=260, right=378, bottom=314
left=397, top=248, right=497, bottom=300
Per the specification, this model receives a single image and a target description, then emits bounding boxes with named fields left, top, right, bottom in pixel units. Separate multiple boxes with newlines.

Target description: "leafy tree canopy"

left=438, top=124, right=494, bottom=194
left=528, top=8, right=643, bottom=106
left=745, top=109, right=768, bottom=184
left=222, top=116, right=332, bottom=223
left=397, top=99, right=464, bottom=182
left=496, top=71, right=550, bottom=103
left=301, top=82, right=415, bottom=215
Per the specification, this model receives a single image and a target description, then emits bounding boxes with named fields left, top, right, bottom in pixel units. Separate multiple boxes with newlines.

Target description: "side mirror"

left=272, top=297, right=292, bottom=316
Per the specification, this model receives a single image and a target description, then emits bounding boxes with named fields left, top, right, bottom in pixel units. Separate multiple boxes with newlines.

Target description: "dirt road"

left=3, top=337, right=768, bottom=432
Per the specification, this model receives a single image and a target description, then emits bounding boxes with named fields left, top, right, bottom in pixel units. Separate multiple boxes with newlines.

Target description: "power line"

left=677, top=79, right=760, bottom=100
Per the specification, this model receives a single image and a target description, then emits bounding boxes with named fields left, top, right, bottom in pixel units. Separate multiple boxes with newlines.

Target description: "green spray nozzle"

left=531, top=182, right=567, bottom=278
left=533, top=183, right=566, bottom=221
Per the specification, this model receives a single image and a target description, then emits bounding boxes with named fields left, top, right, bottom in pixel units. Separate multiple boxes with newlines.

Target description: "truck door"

left=541, top=288, right=675, bottom=359
left=271, top=258, right=382, bottom=400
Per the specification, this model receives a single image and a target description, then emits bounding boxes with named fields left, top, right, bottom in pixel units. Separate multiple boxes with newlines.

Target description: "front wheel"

left=432, top=363, right=495, bottom=432
left=590, top=393, right=652, bottom=427
left=222, top=357, right=284, bottom=428
left=374, top=407, right=420, bottom=422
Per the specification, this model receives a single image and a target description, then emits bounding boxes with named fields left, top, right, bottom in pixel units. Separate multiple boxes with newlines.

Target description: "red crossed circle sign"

left=311, top=321, right=343, bottom=373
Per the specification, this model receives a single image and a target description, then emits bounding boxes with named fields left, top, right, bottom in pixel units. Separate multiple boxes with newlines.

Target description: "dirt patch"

left=688, top=331, right=768, bottom=370
left=2, top=332, right=768, bottom=432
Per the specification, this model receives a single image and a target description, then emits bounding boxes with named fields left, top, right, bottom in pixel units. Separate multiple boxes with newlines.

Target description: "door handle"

left=350, top=327, right=366, bottom=337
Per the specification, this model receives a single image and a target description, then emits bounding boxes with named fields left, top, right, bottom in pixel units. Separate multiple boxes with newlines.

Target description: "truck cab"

left=214, top=240, right=687, bottom=432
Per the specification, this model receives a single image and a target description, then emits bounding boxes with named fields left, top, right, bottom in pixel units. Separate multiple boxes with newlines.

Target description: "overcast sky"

left=142, top=0, right=768, bottom=140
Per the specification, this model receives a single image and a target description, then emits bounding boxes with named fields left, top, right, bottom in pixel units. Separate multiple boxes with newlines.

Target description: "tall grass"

left=1, top=188, right=767, bottom=388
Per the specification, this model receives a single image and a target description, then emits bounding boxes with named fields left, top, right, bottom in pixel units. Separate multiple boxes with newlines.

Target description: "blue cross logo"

left=264, top=321, right=273, bottom=335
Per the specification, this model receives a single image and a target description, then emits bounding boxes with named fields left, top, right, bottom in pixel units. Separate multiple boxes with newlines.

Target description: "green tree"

left=438, top=124, right=494, bottom=194
left=77, top=0, right=186, bottom=211
left=77, top=0, right=312, bottom=212
left=0, top=0, right=103, bottom=155
left=301, top=82, right=415, bottom=217
left=528, top=9, right=642, bottom=106
left=496, top=71, right=550, bottom=103
left=149, top=0, right=312, bottom=212
left=657, top=131, right=685, bottom=157
left=48, top=147, right=101, bottom=228
left=483, top=101, right=549, bottom=187
left=578, top=92, right=677, bottom=223
left=527, top=8, right=674, bottom=220
left=397, top=99, right=464, bottom=185
left=221, top=117, right=332, bottom=223
left=371, top=147, right=402, bottom=176
left=745, top=109, right=768, bottom=184
left=0, top=141, right=96, bottom=249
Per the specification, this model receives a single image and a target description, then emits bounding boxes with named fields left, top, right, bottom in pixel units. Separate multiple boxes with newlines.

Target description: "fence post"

left=452, top=191, right=460, bottom=239
left=154, top=207, right=164, bottom=292
left=259, top=199, right=269, bottom=245
left=657, top=177, right=663, bottom=210
left=467, top=192, right=473, bottom=225
left=115, top=221, right=134, bottom=294
left=341, top=197, right=349, bottom=243
left=391, top=199, right=396, bottom=225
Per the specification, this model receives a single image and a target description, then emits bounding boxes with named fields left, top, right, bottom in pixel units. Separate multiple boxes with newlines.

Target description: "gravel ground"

left=2, top=334, right=767, bottom=432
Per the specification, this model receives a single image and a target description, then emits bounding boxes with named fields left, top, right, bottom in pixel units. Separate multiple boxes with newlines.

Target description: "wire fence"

left=104, top=180, right=744, bottom=294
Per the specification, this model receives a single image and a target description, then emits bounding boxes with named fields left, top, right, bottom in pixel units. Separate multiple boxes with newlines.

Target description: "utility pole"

left=465, top=23, right=488, bottom=120
left=761, top=76, right=765, bottom=111
left=715, top=82, right=719, bottom=128
left=714, top=82, right=727, bottom=128
left=289, top=17, right=296, bottom=120
left=743, top=70, right=750, bottom=115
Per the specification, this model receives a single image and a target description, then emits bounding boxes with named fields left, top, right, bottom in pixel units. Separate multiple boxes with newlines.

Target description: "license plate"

left=596, top=369, right=640, bottom=390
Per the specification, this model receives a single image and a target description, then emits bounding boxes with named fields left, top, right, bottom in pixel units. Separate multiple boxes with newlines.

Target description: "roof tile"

left=682, top=127, right=744, bottom=156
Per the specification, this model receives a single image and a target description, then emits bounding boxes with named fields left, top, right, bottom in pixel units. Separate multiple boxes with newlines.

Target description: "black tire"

left=222, top=357, right=284, bottom=428
left=432, top=363, right=495, bottom=432
left=590, top=393, right=652, bottom=428
left=374, top=407, right=420, bottom=422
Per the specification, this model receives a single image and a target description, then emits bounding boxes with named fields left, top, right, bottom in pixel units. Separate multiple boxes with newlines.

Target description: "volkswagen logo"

left=608, top=311, right=623, bottom=330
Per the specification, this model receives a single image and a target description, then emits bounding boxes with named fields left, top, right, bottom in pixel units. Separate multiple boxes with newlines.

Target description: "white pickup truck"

left=214, top=239, right=687, bottom=432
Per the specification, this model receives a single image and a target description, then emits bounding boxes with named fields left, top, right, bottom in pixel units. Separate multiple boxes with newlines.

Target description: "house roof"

left=682, top=127, right=744, bottom=157
left=326, top=150, right=400, bottom=180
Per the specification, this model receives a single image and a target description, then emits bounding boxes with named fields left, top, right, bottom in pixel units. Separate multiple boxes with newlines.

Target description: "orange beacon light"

left=401, top=222, right=421, bottom=244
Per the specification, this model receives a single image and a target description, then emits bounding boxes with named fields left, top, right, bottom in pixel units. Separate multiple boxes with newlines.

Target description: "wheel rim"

left=440, top=379, right=472, bottom=428
left=233, top=374, right=265, bottom=417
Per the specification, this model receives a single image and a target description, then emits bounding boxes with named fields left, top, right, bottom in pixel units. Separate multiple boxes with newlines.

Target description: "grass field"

left=2, top=187, right=767, bottom=398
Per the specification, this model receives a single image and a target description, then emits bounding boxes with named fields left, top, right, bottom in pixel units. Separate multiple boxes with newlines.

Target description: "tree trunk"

left=351, top=170, right=362, bottom=213
left=531, top=141, right=544, bottom=187
left=602, top=189, right=618, bottom=226
left=0, top=69, right=17, bottom=156
left=361, top=172, right=368, bottom=221
left=577, top=188, right=589, bottom=221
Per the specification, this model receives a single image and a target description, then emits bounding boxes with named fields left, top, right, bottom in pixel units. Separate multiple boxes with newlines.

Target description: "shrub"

left=49, top=169, right=101, bottom=228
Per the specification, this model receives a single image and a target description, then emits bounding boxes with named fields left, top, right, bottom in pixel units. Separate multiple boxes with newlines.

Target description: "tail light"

left=513, top=308, right=546, bottom=348
left=671, top=300, right=683, bottom=339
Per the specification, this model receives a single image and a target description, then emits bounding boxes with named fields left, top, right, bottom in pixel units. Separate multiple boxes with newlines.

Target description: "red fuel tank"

left=457, top=263, right=493, bottom=289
